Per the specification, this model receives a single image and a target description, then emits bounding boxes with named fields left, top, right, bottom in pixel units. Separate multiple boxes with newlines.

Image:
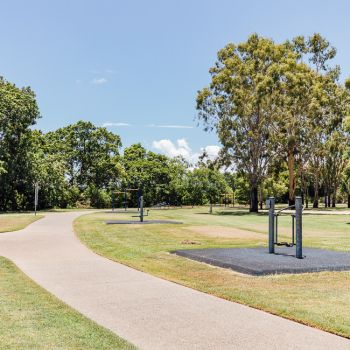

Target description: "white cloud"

left=152, top=138, right=220, bottom=164
left=202, top=145, right=221, bottom=159
left=177, top=138, right=191, bottom=151
left=91, top=78, right=107, bottom=85
left=103, top=122, right=131, bottom=127
left=147, top=124, right=193, bottom=129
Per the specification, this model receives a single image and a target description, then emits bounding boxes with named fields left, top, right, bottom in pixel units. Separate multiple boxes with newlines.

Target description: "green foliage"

left=181, top=167, right=229, bottom=206
left=120, top=144, right=187, bottom=206
left=197, top=34, right=303, bottom=211
left=0, top=77, right=40, bottom=211
left=41, top=121, right=123, bottom=208
left=197, top=33, right=350, bottom=210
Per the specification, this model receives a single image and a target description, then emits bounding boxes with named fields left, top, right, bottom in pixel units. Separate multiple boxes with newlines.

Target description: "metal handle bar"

left=275, top=205, right=295, bottom=215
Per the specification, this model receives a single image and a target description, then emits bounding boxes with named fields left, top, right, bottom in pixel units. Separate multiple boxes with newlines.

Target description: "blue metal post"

left=295, top=196, right=303, bottom=259
left=268, top=197, right=275, bottom=254
left=140, top=196, right=144, bottom=222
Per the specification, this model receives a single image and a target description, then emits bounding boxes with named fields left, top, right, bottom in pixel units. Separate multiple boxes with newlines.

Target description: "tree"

left=45, top=121, right=123, bottom=207
left=27, top=130, right=69, bottom=208
left=270, top=34, right=342, bottom=205
left=323, top=131, right=348, bottom=207
left=122, top=143, right=176, bottom=206
left=0, top=77, right=40, bottom=211
left=197, top=34, right=296, bottom=211
left=167, top=157, right=189, bottom=206
left=341, top=164, right=350, bottom=208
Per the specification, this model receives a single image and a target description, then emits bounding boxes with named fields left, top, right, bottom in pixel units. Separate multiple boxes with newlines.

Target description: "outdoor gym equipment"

left=131, top=196, right=150, bottom=222
left=267, top=196, right=303, bottom=259
left=112, top=188, right=142, bottom=211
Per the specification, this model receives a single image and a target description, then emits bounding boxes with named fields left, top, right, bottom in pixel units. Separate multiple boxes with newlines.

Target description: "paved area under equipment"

left=174, top=247, right=350, bottom=275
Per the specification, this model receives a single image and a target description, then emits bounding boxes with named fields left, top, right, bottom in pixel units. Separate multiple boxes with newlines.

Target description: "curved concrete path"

left=0, top=212, right=349, bottom=350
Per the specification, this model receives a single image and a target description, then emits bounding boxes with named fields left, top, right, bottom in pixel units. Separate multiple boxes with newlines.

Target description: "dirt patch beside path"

left=187, top=226, right=264, bottom=239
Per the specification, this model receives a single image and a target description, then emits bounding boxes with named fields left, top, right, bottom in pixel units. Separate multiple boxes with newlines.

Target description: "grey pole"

left=268, top=197, right=275, bottom=254
left=295, top=196, right=303, bottom=259
left=140, top=196, right=144, bottom=222
left=34, top=183, right=39, bottom=216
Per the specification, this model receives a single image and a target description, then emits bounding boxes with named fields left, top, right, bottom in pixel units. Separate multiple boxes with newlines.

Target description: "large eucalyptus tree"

left=196, top=34, right=297, bottom=211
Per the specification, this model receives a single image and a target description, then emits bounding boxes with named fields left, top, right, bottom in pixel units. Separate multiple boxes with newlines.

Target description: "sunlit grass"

left=0, top=214, right=43, bottom=233
left=0, top=257, right=136, bottom=350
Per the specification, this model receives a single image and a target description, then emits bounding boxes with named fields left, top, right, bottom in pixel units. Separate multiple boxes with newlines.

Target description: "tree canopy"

left=197, top=33, right=350, bottom=211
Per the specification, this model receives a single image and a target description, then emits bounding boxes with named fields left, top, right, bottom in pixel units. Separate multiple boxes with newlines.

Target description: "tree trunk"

left=250, top=186, right=258, bottom=213
left=313, top=179, right=319, bottom=208
left=305, top=190, right=309, bottom=209
left=332, top=192, right=336, bottom=208
left=327, top=194, right=331, bottom=207
left=259, top=187, right=263, bottom=210
left=348, top=194, right=350, bottom=208
left=287, top=148, right=295, bottom=206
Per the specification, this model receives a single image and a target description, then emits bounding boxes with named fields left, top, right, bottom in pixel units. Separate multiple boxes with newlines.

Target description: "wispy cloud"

left=91, top=78, right=107, bottom=85
left=102, top=122, right=194, bottom=129
left=90, top=69, right=117, bottom=75
left=147, top=124, right=193, bottom=129
left=103, top=122, right=131, bottom=127
left=106, top=69, right=117, bottom=74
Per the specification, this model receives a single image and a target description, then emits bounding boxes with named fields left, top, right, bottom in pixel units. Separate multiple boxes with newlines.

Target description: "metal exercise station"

left=111, top=188, right=142, bottom=211
left=132, top=195, right=149, bottom=222
left=106, top=195, right=182, bottom=225
left=267, top=196, right=303, bottom=259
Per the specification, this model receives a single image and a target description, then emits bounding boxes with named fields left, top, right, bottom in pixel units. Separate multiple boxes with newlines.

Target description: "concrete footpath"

left=0, top=212, right=349, bottom=350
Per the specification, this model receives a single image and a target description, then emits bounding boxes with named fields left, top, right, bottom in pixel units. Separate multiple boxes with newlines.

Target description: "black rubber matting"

left=173, top=247, right=350, bottom=275
left=106, top=220, right=183, bottom=225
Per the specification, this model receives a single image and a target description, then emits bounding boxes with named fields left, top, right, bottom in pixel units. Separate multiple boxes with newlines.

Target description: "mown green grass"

left=0, top=214, right=44, bottom=233
left=0, top=257, right=136, bottom=350
left=75, top=207, right=350, bottom=338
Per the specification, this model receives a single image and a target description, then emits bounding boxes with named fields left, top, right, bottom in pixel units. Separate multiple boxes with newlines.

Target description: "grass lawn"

left=0, top=257, right=136, bottom=350
left=0, top=214, right=44, bottom=233
left=75, top=207, right=350, bottom=338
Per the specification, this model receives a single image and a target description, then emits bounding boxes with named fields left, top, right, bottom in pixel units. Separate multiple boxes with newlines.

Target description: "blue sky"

left=1, top=0, right=349, bottom=161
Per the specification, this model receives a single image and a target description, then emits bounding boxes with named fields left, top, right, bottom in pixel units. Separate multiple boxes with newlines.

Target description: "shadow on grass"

left=195, top=211, right=267, bottom=216
left=217, top=211, right=267, bottom=216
